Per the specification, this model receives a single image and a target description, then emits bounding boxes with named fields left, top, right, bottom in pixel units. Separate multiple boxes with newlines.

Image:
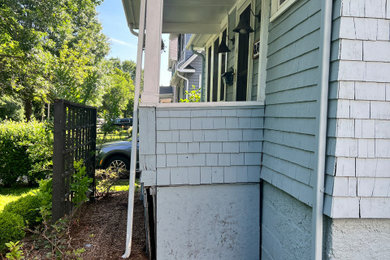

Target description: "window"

left=270, top=0, right=298, bottom=22
left=206, top=46, right=212, bottom=102
left=219, top=30, right=228, bottom=101
left=212, top=38, right=219, bottom=102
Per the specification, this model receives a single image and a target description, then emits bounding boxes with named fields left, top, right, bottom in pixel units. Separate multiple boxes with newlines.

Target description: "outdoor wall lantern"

left=217, top=38, right=230, bottom=53
left=233, top=10, right=260, bottom=34
left=221, top=68, right=234, bottom=86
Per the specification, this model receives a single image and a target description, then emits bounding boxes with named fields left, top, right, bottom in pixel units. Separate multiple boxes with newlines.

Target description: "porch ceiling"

left=122, top=0, right=236, bottom=34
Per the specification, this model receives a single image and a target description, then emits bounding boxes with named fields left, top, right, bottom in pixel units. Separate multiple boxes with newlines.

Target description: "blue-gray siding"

left=140, top=104, right=264, bottom=186
left=262, top=0, right=322, bottom=206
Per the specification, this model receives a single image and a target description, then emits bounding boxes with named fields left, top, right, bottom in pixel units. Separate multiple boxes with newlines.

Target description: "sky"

left=96, top=0, right=171, bottom=86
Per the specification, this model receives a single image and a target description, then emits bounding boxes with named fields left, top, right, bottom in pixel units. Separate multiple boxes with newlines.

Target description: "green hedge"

left=4, top=194, right=42, bottom=227
left=0, top=121, right=53, bottom=187
left=0, top=211, right=25, bottom=252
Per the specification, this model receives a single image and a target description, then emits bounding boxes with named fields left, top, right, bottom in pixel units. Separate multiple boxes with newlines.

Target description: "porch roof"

left=122, top=0, right=235, bottom=34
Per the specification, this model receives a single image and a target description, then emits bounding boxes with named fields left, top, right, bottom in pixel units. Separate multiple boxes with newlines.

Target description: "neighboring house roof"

left=185, top=64, right=195, bottom=70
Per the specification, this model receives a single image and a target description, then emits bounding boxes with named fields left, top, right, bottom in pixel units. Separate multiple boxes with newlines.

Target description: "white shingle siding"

left=326, top=0, right=390, bottom=218
left=141, top=105, right=263, bottom=187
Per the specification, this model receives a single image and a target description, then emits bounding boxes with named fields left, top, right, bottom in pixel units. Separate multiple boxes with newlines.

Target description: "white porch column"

left=142, top=0, right=164, bottom=104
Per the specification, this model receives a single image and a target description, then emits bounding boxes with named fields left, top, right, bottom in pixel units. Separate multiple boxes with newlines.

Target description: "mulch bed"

left=22, top=191, right=147, bottom=260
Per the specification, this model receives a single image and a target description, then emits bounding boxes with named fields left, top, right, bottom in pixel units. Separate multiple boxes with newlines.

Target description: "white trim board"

left=270, top=0, right=298, bottom=22
left=155, top=100, right=264, bottom=109
left=178, top=54, right=198, bottom=70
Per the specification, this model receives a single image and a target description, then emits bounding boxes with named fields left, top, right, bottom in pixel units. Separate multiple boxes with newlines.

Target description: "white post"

left=142, top=0, right=164, bottom=104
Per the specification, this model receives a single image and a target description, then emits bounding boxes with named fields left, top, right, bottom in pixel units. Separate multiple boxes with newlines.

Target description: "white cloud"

left=109, top=37, right=136, bottom=48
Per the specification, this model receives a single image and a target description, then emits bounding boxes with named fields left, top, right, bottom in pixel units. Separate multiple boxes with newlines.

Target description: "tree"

left=49, top=0, right=109, bottom=106
left=0, top=0, right=109, bottom=120
left=97, top=59, right=135, bottom=133
left=0, top=95, right=24, bottom=121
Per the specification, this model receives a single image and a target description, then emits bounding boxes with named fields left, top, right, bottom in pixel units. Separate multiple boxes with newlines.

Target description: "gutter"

left=129, top=26, right=139, bottom=37
left=176, top=71, right=190, bottom=100
left=312, top=0, right=333, bottom=259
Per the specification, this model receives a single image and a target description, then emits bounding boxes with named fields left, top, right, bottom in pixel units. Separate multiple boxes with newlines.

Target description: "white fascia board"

left=178, top=54, right=198, bottom=70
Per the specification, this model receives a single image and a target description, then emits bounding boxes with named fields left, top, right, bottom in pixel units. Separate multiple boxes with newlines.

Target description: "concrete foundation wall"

left=324, top=218, right=390, bottom=260
left=261, top=182, right=312, bottom=260
left=156, top=184, right=260, bottom=260
left=262, top=181, right=390, bottom=260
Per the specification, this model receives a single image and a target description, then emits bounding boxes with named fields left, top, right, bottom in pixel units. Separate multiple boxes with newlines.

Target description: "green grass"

left=111, top=179, right=140, bottom=192
left=0, top=186, right=38, bottom=212
left=97, top=130, right=131, bottom=144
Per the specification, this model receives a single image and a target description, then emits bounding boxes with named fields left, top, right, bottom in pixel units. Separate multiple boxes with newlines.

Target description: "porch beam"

left=142, top=0, right=164, bottom=104
left=163, top=23, right=221, bottom=34
left=164, top=0, right=234, bottom=7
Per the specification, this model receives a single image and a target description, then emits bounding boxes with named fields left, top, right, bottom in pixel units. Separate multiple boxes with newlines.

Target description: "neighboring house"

left=168, top=34, right=204, bottom=102
left=122, top=0, right=390, bottom=259
left=159, top=86, right=174, bottom=103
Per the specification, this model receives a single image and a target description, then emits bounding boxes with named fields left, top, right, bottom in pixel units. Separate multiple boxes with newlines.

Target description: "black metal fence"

left=52, top=99, right=97, bottom=221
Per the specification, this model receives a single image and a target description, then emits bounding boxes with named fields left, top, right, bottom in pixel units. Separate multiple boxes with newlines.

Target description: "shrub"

left=36, top=178, right=53, bottom=221
left=180, top=85, right=201, bottom=103
left=4, top=194, right=42, bottom=227
left=71, top=160, right=93, bottom=208
left=96, top=168, right=119, bottom=197
left=0, top=212, right=25, bottom=253
left=0, top=121, right=53, bottom=187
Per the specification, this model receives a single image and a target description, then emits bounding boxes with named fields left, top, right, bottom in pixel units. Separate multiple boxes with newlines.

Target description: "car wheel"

left=105, top=155, right=130, bottom=178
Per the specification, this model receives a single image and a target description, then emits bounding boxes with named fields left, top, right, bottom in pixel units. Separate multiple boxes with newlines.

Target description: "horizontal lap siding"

left=186, top=56, right=203, bottom=89
left=262, top=0, right=321, bottom=206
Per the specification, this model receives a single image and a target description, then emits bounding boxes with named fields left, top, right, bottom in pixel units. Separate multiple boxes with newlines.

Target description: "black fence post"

left=53, top=100, right=66, bottom=222
left=52, top=99, right=97, bottom=222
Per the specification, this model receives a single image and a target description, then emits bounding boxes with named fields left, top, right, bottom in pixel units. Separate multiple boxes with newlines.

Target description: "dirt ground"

left=22, top=191, right=148, bottom=260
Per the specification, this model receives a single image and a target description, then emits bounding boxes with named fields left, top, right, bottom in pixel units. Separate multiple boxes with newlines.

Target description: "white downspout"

left=176, top=70, right=189, bottom=100
left=122, top=0, right=146, bottom=257
left=312, top=0, right=333, bottom=259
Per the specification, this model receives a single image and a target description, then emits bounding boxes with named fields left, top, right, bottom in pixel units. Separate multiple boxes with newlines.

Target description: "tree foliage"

left=0, top=0, right=138, bottom=125
left=0, top=0, right=109, bottom=120
left=99, top=59, right=135, bottom=131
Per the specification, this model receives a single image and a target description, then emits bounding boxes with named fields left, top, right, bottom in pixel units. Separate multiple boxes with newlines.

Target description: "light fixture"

left=233, top=17, right=254, bottom=34
left=233, top=9, right=260, bottom=34
left=217, top=38, right=230, bottom=53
